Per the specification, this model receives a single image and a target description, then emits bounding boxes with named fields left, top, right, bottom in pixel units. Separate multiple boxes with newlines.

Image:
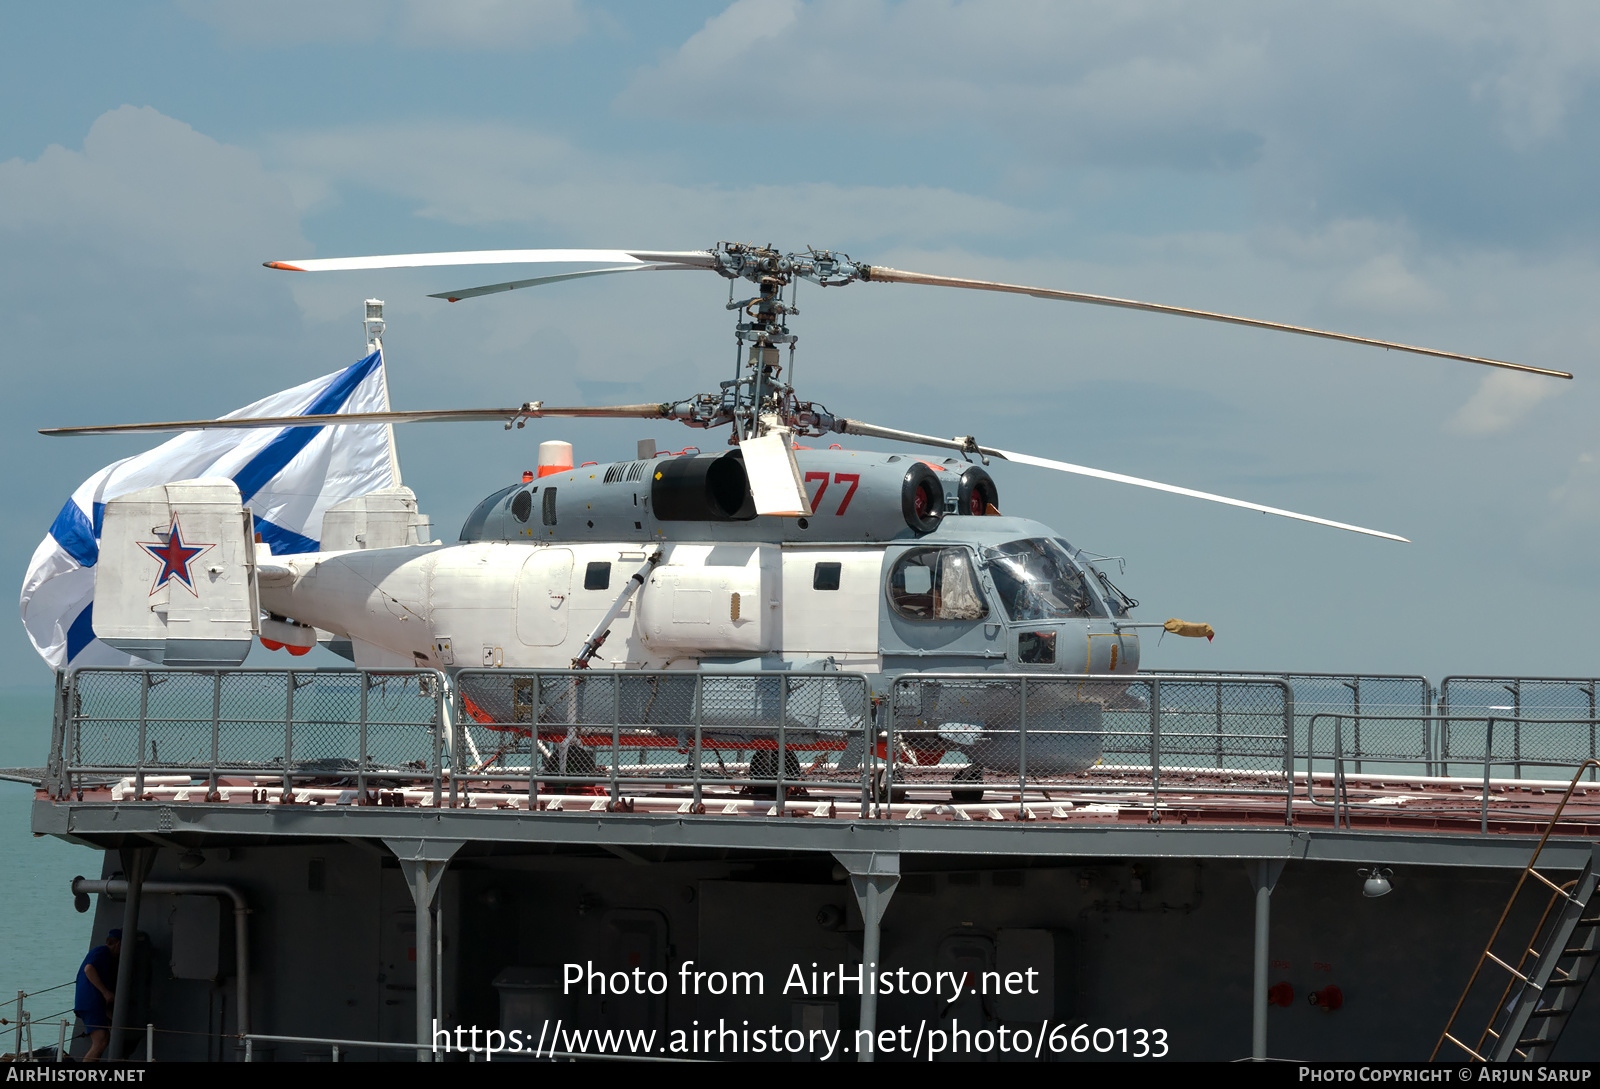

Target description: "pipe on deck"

left=75, top=877, right=251, bottom=1039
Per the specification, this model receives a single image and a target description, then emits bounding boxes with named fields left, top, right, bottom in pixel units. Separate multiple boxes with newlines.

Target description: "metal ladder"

left=1435, top=760, right=1600, bottom=1062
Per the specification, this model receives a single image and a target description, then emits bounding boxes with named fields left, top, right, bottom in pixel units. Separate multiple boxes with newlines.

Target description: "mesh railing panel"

left=56, top=666, right=1600, bottom=818
left=452, top=670, right=873, bottom=793
left=62, top=668, right=444, bottom=784
left=1439, top=677, right=1600, bottom=777
left=888, top=674, right=1291, bottom=795
left=1179, top=671, right=1432, bottom=766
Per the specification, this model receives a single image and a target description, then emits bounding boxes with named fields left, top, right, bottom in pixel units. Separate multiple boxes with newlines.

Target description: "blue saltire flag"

left=20, top=350, right=399, bottom=672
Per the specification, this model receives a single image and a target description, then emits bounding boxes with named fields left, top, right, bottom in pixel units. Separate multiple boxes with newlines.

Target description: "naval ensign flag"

left=20, top=350, right=399, bottom=672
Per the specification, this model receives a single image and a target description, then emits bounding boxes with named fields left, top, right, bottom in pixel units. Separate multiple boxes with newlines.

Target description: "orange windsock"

left=1164, top=618, right=1215, bottom=642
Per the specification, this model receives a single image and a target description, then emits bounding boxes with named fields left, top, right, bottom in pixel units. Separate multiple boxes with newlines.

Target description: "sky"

left=3, top=1, right=1600, bottom=690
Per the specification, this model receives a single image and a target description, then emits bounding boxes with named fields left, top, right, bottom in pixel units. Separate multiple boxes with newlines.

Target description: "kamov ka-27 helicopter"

left=44, top=243, right=1572, bottom=775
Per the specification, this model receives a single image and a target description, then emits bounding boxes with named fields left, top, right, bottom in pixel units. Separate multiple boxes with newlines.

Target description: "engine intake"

left=956, top=465, right=999, bottom=515
left=651, top=451, right=757, bottom=522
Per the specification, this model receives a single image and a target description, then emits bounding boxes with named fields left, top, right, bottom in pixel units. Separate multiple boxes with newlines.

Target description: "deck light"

left=1358, top=866, right=1393, bottom=898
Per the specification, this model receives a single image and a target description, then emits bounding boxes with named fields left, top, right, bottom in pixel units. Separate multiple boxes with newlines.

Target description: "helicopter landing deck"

left=36, top=666, right=1600, bottom=869
left=38, top=768, right=1600, bottom=836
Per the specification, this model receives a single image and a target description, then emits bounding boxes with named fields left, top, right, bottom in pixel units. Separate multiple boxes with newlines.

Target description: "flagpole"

left=364, top=299, right=403, bottom=487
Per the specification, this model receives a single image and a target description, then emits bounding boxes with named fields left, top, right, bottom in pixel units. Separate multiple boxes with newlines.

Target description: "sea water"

left=0, top=689, right=97, bottom=1023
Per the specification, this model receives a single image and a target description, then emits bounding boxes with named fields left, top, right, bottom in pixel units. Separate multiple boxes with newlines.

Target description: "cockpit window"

left=985, top=538, right=1105, bottom=620
left=1069, top=540, right=1135, bottom=619
left=459, top=484, right=519, bottom=541
left=887, top=547, right=989, bottom=622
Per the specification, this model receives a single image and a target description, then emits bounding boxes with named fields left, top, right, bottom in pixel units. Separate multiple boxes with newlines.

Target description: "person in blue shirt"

left=74, top=929, right=120, bottom=1062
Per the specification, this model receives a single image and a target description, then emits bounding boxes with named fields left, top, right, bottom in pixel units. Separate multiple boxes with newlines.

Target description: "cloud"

left=392, top=0, right=584, bottom=49
left=1446, top=369, right=1562, bottom=435
left=0, top=105, right=305, bottom=274
left=0, top=104, right=308, bottom=364
left=1329, top=254, right=1446, bottom=317
left=0, top=106, right=330, bottom=683
left=619, top=1, right=1600, bottom=246
left=1549, top=451, right=1600, bottom=522
left=0, top=105, right=315, bottom=488
left=673, top=0, right=800, bottom=61
left=622, top=0, right=1272, bottom=170
left=1252, top=220, right=1417, bottom=268
left=268, top=120, right=1035, bottom=245
left=178, top=0, right=584, bottom=49
left=1462, top=3, right=1600, bottom=145
left=1524, top=447, right=1600, bottom=573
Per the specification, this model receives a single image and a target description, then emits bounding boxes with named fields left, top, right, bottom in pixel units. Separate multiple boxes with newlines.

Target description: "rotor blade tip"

left=263, top=261, right=304, bottom=271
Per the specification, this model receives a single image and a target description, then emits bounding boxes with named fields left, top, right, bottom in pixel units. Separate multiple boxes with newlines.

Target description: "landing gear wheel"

left=750, top=749, right=802, bottom=780
left=951, top=764, right=985, bottom=804
left=871, top=768, right=907, bottom=804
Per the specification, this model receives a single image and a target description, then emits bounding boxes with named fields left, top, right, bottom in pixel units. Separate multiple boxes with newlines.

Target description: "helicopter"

left=42, top=242, right=1572, bottom=778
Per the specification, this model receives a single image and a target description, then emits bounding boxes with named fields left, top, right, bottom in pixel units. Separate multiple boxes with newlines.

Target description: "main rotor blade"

left=836, top=417, right=1408, bottom=542
left=861, top=266, right=1571, bottom=380
left=429, top=263, right=702, bottom=303
left=263, top=248, right=719, bottom=273
left=41, top=402, right=672, bottom=437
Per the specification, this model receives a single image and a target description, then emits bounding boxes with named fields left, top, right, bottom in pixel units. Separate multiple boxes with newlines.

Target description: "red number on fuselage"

left=833, top=473, right=861, bottom=514
left=804, top=472, right=830, bottom=512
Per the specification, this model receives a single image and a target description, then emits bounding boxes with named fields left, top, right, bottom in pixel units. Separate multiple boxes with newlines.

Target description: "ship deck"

left=34, top=665, right=1600, bottom=870
left=34, top=766, right=1600, bottom=873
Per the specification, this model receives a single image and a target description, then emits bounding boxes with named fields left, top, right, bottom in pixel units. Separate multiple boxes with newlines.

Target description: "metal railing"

left=0, top=983, right=76, bottom=1063
left=42, top=666, right=1600, bottom=833
left=887, top=673, right=1295, bottom=821
left=451, top=668, right=874, bottom=816
left=52, top=668, right=448, bottom=803
left=1179, top=670, right=1434, bottom=774
left=1306, top=713, right=1600, bottom=832
left=1439, top=677, right=1600, bottom=781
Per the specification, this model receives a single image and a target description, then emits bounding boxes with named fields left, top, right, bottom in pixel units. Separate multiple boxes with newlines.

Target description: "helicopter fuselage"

left=255, top=448, right=1143, bottom=684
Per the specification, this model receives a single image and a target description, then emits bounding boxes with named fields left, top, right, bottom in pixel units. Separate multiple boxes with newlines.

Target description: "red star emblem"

left=138, top=515, right=214, bottom=597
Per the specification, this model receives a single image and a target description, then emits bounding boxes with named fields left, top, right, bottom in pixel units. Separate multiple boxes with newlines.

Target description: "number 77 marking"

left=804, top=472, right=861, bottom=515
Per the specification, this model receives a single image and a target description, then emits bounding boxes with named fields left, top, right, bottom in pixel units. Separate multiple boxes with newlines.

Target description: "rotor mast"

left=697, top=242, right=866, bottom=443
left=723, top=243, right=796, bottom=441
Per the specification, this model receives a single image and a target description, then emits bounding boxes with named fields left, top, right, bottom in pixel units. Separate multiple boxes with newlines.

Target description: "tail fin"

left=320, top=485, right=434, bottom=549
left=93, top=479, right=257, bottom=666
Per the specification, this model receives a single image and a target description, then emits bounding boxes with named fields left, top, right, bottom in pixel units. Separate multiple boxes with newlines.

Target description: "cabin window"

left=542, top=487, right=558, bottom=526
left=813, top=562, right=842, bottom=591
left=584, top=561, right=611, bottom=591
left=1018, top=630, right=1057, bottom=665
left=511, top=489, right=534, bottom=523
left=986, top=538, right=1104, bottom=621
left=887, top=547, right=989, bottom=621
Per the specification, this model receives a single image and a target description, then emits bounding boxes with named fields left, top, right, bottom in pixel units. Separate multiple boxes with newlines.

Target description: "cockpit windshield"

left=1073, top=541, right=1136, bottom=619
left=985, top=538, right=1105, bottom=621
